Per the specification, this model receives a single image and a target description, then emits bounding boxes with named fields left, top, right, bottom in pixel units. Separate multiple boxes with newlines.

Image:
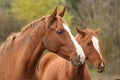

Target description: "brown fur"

left=0, top=7, right=80, bottom=80
left=0, top=33, right=20, bottom=55
left=38, top=28, right=106, bottom=80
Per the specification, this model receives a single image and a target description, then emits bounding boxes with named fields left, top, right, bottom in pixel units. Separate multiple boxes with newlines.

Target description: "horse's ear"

left=58, top=6, right=66, bottom=17
left=94, top=28, right=100, bottom=35
left=49, top=7, right=57, bottom=22
left=76, top=27, right=86, bottom=37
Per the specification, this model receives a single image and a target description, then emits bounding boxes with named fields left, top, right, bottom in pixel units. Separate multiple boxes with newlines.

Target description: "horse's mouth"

left=97, top=65, right=105, bottom=73
left=97, top=68, right=104, bottom=73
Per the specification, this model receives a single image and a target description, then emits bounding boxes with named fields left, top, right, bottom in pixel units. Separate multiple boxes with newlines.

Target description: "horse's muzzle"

left=70, top=57, right=82, bottom=66
left=97, top=62, right=105, bottom=73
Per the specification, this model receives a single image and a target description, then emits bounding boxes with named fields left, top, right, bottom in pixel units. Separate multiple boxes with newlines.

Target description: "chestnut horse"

left=38, top=28, right=106, bottom=80
left=0, top=7, right=85, bottom=80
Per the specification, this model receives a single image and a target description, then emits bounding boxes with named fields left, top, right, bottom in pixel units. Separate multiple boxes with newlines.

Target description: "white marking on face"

left=100, top=63, right=104, bottom=67
left=92, top=36, right=102, bottom=59
left=63, top=24, right=85, bottom=64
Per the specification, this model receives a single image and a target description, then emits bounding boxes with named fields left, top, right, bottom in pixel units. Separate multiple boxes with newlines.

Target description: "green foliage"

left=0, top=0, right=13, bottom=13
left=0, top=0, right=73, bottom=42
left=0, top=9, right=24, bottom=42
left=11, top=0, right=73, bottom=25
left=0, top=0, right=24, bottom=42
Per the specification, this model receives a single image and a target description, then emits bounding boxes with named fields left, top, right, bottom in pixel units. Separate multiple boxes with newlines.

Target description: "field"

left=92, top=74, right=120, bottom=80
left=91, top=71, right=120, bottom=80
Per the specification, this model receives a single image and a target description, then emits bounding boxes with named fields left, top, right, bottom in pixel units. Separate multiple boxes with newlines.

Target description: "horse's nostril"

left=97, top=62, right=105, bottom=73
left=77, top=55, right=81, bottom=60
left=98, top=62, right=104, bottom=71
left=99, top=62, right=104, bottom=68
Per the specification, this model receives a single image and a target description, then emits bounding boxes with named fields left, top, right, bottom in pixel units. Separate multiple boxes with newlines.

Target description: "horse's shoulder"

left=40, top=53, right=57, bottom=65
left=38, top=53, right=57, bottom=74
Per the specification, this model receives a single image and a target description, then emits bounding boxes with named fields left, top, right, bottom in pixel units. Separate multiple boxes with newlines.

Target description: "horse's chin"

left=93, top=62, right=105, bottom=73
left=70, top=57, right=82, bottom=66
left=97, top=63, right=105, bottom=73
left=97, top=68, right=104, bottom=73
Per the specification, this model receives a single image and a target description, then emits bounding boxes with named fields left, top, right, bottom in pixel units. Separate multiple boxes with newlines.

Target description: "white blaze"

left=63, top=24, right=85, bottom=64
left=92, top=36, right=102, bottom=59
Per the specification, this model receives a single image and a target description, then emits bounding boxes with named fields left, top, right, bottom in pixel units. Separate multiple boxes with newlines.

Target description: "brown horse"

left=0, top=7, right=85, bottom=80
left=38, top=28, right=106, bottom=80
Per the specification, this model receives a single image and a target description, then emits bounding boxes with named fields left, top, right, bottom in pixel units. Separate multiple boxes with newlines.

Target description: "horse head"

left=76, top=28, right=106, bottom=72
left=42, top=7, right=85, bottom=66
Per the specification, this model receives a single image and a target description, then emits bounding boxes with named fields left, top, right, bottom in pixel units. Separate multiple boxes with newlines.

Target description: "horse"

left=38, top=28, right=106, bottom=80
left=0, top=7, right=85, bottom=80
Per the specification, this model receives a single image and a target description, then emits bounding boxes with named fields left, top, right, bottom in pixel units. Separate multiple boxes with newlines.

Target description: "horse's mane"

left=0, top=17, right=46, bottom=55
left=0, top=33, right=19, bottom=55
left=0, top=16, right=48, bottom=55
left=21, top=19, right=39, bottom=32
left=21, top=16, right=46, bottom=33
left=0, top=19, right=39, bottom=55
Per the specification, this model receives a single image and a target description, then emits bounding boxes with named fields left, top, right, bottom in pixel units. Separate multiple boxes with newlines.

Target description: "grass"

left=90, top=69, right=120, bottom=80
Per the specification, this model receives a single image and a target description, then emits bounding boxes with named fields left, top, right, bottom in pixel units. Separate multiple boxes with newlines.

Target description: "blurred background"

left=0, top=0, right=120, bottom=80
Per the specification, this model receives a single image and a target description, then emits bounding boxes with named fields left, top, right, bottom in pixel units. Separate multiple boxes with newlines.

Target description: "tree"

left=0, top=0, right=24, bottom=42
left=0, top=0, right=13, bottom=13
left=11, top=0, right=73, bottom=25
left=0, top=9, right=24, bottom=42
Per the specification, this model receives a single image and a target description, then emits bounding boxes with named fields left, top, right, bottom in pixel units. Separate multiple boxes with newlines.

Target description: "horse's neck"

left=14, top=24, right=46, bottom=77
left=67, top=61, right=85, bottom=80
left=70, top=62, right=91, bottom=80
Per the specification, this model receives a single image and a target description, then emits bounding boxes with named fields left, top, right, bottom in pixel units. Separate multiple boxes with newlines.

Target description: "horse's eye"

left=87, top=42, right=91, bottom=46
left=56, top=30, right=64, bottom=34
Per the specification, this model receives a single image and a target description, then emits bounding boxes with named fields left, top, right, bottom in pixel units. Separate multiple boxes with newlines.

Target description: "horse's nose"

left=77, top=55, right=85, bottom=64
left=97, top=62, right=105, bottom=73
left=77, top=55, right=81, bottom=60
